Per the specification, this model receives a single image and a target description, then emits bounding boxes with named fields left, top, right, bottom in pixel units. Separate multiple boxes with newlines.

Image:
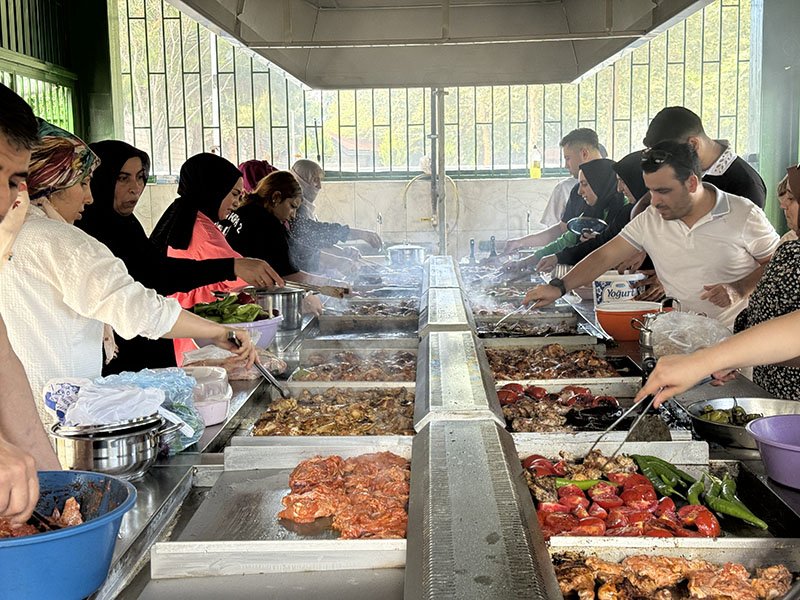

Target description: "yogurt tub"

left=592, top=271, right=646, bottom=307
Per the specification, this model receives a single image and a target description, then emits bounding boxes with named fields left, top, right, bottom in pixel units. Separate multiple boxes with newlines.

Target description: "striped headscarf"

left=26, top=119, right=99, bottom=202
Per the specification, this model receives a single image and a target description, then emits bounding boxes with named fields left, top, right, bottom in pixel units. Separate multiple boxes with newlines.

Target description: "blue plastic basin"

left=0, top=470, right=137, bottom=599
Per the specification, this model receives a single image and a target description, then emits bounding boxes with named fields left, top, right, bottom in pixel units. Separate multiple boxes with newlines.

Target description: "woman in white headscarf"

left=289, top=159, right=383, bottom=272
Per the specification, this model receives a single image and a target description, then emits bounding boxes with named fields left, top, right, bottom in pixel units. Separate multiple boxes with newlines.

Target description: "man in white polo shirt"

left=523, top=141, right=779, bottom=327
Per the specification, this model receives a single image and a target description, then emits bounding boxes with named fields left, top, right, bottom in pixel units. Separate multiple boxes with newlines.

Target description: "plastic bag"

left=650, top=311, right=732, bottom=358
left=182, top=346, right=287, bottom=380
left=43, top=377, right=91, bottom=422
left=63, top=385, right=165, bottom=426
left=94, top=368, right=205, bottom=455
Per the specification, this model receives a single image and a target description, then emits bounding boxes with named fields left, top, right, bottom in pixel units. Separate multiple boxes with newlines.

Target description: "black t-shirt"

left=703, top=156, right=766, bottom=208
left=560, top=183, right=590, bottom=223
left=223, top=202, right=298, bottom=276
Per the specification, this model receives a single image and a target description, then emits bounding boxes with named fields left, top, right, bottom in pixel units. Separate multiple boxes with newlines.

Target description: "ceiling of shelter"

left=166, top=0, right=712, bottom=88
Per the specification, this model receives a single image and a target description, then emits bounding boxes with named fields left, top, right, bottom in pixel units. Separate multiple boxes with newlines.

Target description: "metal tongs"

left=228, top=331, right=291, bottom=399
left=27, top=509, right=61, bottom=532
left=492, top=300, right=539, bottom=330
left=584, top=393, right=659, bottom=460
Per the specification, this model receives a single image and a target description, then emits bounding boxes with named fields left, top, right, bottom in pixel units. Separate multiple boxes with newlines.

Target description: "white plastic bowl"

left=233, top=315, right=283, bottom=348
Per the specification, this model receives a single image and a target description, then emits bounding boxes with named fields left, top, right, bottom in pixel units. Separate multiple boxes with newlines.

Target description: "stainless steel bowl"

left=253, top=287, right=304, bottom=330
left=387, top=244, right=426, bottom=267
left=686, top=397, right=800, bottom=449
left=50, top=418, right=174, bottom=480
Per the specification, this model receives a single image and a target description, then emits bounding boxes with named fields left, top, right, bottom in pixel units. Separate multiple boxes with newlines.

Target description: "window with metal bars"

left=114, top=0, right=752, bottom=180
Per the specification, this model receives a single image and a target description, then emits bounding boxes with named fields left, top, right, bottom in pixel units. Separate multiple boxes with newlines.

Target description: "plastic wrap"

left=94, top=368, right=205, bottom=454
left=63, top=385, right=165, bottom=426
left=182, top=346, right=287, bottom=380
left=650, top=311, right=732, bottom=358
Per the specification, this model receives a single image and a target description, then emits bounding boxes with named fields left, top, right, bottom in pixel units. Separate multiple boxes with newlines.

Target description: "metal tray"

left=317, top=314, right=419, bottom=334
left=150, top=442, right=412, bottom=579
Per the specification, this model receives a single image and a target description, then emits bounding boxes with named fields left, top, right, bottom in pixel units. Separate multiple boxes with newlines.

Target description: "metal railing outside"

left=114, top=0, right=752, bottom=179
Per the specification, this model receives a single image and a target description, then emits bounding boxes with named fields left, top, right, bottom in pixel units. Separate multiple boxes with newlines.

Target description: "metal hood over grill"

left=167, top=0, right=711, bottom=88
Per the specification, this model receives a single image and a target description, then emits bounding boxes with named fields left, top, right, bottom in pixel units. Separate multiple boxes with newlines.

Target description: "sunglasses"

left=641, top=149, right=673, bottom=165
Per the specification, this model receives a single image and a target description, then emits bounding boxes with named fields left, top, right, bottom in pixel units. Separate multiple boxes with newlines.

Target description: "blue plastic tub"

left=0, top=470, right=137, bottom=599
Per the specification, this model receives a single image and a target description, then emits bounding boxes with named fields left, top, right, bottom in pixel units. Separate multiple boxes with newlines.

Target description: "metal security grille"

left=115, top=0, right=752, bottom=179
left=0, top=65, right=75, bottom=132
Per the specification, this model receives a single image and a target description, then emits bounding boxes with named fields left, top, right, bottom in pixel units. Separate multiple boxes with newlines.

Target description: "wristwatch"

left=548, top=277, right=567, bottom=296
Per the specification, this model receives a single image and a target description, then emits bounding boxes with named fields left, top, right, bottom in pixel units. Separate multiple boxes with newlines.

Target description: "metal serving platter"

left=418, top=287, right=475, bottom=336
left=414, top=331, right=505, bottom=430
left=150, top=441, right=412, bottom=579
left=239, top=385, right=415, bottom=438
left=288, top=339, right=418, bottom=389
left=406, top=420, right=561, bottom=599
left=503, top=381, right=692, bottom=443
left=687, top=397, right=800, bottom=450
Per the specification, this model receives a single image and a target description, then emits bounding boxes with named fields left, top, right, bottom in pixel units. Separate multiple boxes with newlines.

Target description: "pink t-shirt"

left=167, top=213, right=248, bottom=363
left=167, top=213, right=247, bottom=308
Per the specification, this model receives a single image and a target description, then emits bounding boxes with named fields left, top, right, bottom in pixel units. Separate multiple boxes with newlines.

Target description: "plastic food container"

left=595, top=301, right=664, bottom=341
left=0, top=471, right=136, bottom=599
left=184, top=366, right=233, bottom=426
left=232, top=315, right=283, bottom=348
left=746, top=415, right=800, bottom=489
left=592, top=271, right=646, bottom=307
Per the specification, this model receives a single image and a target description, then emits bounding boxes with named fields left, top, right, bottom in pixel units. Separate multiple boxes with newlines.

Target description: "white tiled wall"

left=135, top=177, right=561, bottom=260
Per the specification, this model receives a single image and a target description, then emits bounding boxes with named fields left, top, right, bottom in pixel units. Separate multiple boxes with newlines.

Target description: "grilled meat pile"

left=554, top=552, right=792, bottom=600
left=294, top=350, right=417, bottom=382
left=252, top=388, right=414, bottom=436
left=476, top=320, right=576, bottom=338
left=488, top=344, right=618, bottom=380
left=278, top=452, right=410, bottom=539
left=328, top=300, right=418, bottom=317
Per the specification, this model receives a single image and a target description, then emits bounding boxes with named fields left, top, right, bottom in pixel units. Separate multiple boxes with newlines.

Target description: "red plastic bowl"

left=595, top=301, right=664, bottom=341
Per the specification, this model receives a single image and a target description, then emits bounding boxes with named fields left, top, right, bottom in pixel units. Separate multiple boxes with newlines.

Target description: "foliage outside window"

left=115, top=0, right=751, bottom=179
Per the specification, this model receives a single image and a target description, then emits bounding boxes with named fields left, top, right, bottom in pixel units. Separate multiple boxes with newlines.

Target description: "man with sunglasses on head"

left=523, top=141, right=779, bottom=328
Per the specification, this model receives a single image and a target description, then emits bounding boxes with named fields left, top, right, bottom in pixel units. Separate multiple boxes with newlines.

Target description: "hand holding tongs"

left=492, top=302, right=537, bottom=329
left=228, top=331, right=291, bottom=399
left=584, top=392, right=659, bottom=460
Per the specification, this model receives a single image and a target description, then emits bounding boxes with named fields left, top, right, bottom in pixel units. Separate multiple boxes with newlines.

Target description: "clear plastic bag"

left=650, top=311, right=732, bottom=358
left=94, top=368, right=205, bottom=454
left=63, top=385, right=165, bottom=426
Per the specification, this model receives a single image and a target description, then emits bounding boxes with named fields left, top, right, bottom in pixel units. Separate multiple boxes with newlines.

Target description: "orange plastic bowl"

left=595, top=301, right=664, bottom=341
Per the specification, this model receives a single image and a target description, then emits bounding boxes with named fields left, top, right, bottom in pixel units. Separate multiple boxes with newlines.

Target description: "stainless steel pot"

left=387, top=244, right=426, bottom=267
left=50, top=417, right=178, bottom=480
left=253, top=286, right=304, bottom=330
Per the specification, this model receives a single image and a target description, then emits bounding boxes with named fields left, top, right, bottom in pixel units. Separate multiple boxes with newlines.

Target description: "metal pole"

left=436, top=88, right=447, bottom=255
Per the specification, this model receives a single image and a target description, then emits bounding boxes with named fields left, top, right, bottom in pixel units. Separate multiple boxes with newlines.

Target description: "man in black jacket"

left=643, top=106, right=766, bottom=207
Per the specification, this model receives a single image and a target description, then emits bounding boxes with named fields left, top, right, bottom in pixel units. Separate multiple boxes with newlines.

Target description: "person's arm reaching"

left=523, top=236, right=639, bottom=307
left=636, top=309, right=800, bottom=406
left=504, top=222, right=566, bottom=254
left=0, top=317, right=61, bottom=472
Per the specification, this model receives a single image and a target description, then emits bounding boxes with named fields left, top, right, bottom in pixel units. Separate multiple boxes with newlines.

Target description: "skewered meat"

left=488, top=344, right=618, bottom=380
left=252, top=388, right=414, bottom=436
left=553, top=553, right=793, bottom=600
left=279, top=452, right=410, bottom=539
left=294, top=350, right=416, bottom=382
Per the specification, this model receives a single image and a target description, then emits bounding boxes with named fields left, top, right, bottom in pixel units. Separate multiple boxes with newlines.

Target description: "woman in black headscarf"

left=78, top=144, right=282, bottom=373
left=538, top=152, right=645, bottom=269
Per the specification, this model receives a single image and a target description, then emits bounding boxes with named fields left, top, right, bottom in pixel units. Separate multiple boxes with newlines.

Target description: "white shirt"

left=619, top=184, right=779, bottom=327
left=0, top=207, right=182, bottom=424
left=540, top=177, right=578, bottom=226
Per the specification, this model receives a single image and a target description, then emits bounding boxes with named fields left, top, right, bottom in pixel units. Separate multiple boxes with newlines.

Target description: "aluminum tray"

left=414, top=331, right=505, bottom=430
left=418, top=287, right=474, bottom=335
left=150, top=441, right=412, bottom=579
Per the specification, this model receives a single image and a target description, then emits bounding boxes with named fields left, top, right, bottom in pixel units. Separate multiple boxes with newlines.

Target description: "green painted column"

left=750, top=0, right=800, bottom=232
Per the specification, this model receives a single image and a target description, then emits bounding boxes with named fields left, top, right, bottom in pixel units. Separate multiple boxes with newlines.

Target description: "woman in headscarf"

left=239, top=159, right=278, bottom=194
left=0, top=120, right=257, bottom=427
left=732, top=167, right=800, bottom=399
left=75, top=141, right=282, bottom=374
left=535, top=152, right=646, bottom=271
left=508, top=158, right=628, bottom=273
left=150, top=153, right=284, bottom=308
left=288, top=159, right=383, bottom=272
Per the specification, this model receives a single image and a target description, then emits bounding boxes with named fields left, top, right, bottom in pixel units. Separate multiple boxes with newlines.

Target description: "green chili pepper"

left=632, top=455, right=681, bottom=498
left=721, top=473, right=737, bottom=502
left=644, top=456, right=696, bottom=485
left=554, top=478, right=610, bottom=491
left=704, top=495, right=769, bottom=530
left=687, top=480, right=704, bottom=505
